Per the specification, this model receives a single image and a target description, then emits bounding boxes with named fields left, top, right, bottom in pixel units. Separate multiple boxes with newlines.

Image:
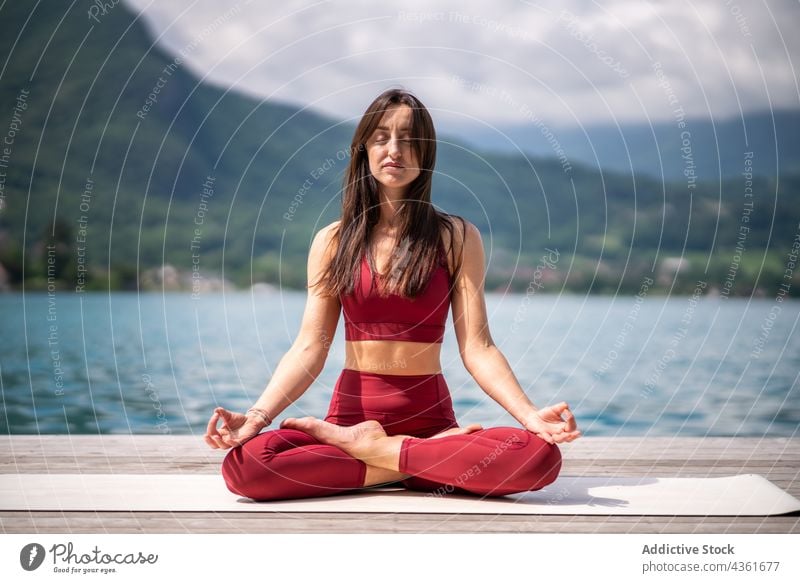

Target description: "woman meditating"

left=204, top=88, right=581, bottom=501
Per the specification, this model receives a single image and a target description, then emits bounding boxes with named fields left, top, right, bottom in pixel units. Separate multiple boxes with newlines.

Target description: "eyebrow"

left=375, top=125, right=411, bottom=131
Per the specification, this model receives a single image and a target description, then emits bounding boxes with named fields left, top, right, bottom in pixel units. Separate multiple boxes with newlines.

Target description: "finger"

left=222, top=432, right=243, bottom=447
left=217, top=408, right=232, bottom=429
left=215, top=437, right=232, bottom=450
left=551, top=402, right=570, bottom=415
left=562, top=409, right=577, bottom=432
left=204, top=435, right=219, bottom=449
left=539, top=405, right=567, bottom=425
left=212, top=430, right=230, bottom=445
left=206, top=411, right=220, bottom=436
left=559, top=431, right=582, bottom=443
left=557, top=418, right=575, bottom=433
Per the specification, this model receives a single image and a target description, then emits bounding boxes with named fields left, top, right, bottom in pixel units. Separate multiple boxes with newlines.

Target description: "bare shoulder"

left=441, top=216, right=482, bottom=276
left=311, top=220, right=341, bottom=253
left=319, top=220, right=341, bottom=240
left=441, top=215, right=480, bottom=247
left=307, top=220, right=341, bottom=278
left=460, top=219, right=482, bottom=247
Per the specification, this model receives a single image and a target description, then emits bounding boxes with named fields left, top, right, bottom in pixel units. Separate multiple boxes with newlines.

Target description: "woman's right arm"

left=204, top=222, right=341, bottom=449
left=247, top=221, right=341, bottom=422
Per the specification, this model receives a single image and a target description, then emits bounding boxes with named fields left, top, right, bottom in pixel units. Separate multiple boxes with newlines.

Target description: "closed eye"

left=373, top=135, right=412, bottom=144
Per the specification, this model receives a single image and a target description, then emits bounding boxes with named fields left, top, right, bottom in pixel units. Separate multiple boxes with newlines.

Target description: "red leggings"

left=222, top=369, right=562, bottom=501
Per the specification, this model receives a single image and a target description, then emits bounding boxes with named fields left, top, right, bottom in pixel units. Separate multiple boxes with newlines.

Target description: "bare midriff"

left=344, top=340, right=443, bottom=375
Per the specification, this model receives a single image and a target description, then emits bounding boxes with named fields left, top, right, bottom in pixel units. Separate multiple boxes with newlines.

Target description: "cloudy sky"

left=123, top=0, right=799, bottom=134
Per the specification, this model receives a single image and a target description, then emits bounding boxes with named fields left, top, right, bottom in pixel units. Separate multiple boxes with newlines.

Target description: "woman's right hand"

left=204, top=407, right=265, bottom=450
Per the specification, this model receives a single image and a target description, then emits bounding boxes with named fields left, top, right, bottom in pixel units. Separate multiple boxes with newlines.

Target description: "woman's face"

left=366, top=104, right=421, bottom=195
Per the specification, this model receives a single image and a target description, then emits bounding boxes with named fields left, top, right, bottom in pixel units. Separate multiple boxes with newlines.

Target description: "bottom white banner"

left=1, top=534, right=797, bottom=582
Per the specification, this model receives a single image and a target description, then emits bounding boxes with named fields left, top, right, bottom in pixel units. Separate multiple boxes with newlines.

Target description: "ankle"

left=363, top=465, right=410, bottom=487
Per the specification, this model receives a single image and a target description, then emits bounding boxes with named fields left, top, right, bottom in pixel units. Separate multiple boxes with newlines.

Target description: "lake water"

left=1, top=292, right=798, bottom=437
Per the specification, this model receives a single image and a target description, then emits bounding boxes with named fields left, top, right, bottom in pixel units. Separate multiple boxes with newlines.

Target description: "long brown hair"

left=312, top=87, right=465, bottom=298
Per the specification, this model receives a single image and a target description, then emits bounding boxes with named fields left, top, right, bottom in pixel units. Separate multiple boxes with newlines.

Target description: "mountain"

left=455, top=110, right=800, bottom=180
left=1, top=2, right=798, bottom=296
left=0, top=1, right=356, bottom=288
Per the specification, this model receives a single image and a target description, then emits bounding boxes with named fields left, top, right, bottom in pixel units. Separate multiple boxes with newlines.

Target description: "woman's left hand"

left=523, top=402, right=581, bottom=445
left=204, top=407, right=265, bottom=450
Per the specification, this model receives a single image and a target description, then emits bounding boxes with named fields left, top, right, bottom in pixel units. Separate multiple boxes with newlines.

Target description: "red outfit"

left=340, top=240, right=452, bottom=343
left=221, top=241, right=562, bottom=501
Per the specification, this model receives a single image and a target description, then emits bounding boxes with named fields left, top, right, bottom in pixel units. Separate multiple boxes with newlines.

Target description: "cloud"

left=123, top=0, right=799, bottom=131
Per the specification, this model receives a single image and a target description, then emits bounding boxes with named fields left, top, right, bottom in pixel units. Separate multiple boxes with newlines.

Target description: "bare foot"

left=430, top=423, right=483, bottom=440
left=280, top=416, right=387, bottom=458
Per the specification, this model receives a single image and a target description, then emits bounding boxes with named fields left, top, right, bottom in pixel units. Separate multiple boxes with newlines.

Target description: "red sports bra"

left=341, top=242, right=452, bottom=343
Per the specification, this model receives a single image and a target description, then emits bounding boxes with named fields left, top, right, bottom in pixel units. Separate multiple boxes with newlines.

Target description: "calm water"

left=1, top=292, right=798, bottom=437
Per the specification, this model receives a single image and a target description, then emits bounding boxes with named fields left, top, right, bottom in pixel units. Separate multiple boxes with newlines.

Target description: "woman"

left=204, top=88, right=581, bottom=501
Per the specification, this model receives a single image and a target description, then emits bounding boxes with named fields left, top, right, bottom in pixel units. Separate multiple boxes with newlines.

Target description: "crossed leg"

left=281, top=417, right=561, bottom=497
left=222, top=427, right=369, bottom=501
left=221, top=423, right=487, bottom=500
left=361, top=424, right=485, bottom=487
left=222, top=417, right=562, bottom=501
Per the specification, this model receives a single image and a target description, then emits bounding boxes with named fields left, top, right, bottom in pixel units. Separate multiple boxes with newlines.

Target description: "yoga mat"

left=2, top=473, right=798, bottom=515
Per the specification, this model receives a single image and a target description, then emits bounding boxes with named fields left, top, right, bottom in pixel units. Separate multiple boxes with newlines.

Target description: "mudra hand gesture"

left=204, top=407, right=265, bottom=449
left=523, top=402, right=581, bottom=445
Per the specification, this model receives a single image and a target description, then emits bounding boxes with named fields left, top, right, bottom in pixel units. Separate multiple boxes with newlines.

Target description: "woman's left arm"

left=450, top=221, right=581, bottom=445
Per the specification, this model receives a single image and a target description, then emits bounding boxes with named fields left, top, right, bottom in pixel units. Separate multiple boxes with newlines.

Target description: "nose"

left=387, top=137, right=402, bottom=158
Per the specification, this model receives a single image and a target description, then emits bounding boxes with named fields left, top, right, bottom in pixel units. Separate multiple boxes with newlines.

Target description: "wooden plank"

left=1, top=512, right=798, bottom=534
left=1, top=436, right=798, bottom=534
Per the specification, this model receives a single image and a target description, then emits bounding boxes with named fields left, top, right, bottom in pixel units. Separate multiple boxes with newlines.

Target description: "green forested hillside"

left=464, top=109, right=800, bottom=180
left=0, top=2, right=798, bottom=296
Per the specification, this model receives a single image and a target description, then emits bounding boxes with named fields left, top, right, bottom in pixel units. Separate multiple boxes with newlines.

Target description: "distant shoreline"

left=4, top=288, right=796, bottom=298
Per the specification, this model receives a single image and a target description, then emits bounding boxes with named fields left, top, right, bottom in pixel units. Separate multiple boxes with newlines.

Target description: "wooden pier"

left=1, top=435, right=797, bottom=533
